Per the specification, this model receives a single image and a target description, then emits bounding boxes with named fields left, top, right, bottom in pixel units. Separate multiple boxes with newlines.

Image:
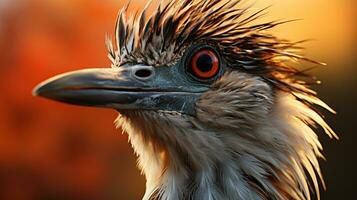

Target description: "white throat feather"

left=115, top=90, right=336, bottom=200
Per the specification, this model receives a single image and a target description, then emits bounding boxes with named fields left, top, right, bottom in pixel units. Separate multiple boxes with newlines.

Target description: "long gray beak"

left=33, top=66, right=205, bottom=115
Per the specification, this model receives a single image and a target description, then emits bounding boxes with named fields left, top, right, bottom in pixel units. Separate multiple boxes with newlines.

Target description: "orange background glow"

left=0, top=0, right=355, bottom=199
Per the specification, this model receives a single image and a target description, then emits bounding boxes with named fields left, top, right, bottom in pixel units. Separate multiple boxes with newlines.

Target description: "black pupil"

left=196, top=54, right=213, bottom=72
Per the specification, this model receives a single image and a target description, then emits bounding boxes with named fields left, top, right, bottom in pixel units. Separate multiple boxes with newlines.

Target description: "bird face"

left=34, top=44, right=225, bottom=116
left=34, top=43, right=273, bottom=134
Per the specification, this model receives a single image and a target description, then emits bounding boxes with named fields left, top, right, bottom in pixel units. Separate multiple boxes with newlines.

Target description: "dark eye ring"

left=189, top=48, right=220, bottom=80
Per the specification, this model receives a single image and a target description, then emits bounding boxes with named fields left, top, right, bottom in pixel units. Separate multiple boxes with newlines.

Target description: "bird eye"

left=189, top=49, right=220, bottom=80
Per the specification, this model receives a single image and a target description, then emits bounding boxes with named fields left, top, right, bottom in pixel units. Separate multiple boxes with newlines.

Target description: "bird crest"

left=107, top=0, right=325, bottom=98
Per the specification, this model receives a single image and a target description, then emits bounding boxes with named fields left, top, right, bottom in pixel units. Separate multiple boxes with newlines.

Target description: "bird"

left=33, top=0, right=338, bottom=199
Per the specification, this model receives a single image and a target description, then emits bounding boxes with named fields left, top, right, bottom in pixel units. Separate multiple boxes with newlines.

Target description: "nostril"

left=134, top=69, right=153, bottom=79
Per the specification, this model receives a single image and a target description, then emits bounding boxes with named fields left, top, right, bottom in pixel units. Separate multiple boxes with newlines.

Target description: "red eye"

left=190, top=49, right=220, bottom=79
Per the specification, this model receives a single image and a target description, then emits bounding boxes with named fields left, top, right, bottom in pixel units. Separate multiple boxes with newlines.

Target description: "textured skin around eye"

left=191, top=49, right=219, bottom=79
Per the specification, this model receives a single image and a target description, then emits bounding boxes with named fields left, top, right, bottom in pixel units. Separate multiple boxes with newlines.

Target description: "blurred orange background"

left=0, top=0, right=355, bottom=199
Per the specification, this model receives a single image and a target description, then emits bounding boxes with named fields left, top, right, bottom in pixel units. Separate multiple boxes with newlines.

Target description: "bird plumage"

left=107, top=1, right=337, bottom=199
left=34, top=0, right=337, bottom=199
left=116, top=74, right=335, bottom=200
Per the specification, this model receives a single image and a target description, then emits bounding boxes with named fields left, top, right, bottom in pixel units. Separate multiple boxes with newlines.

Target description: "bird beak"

left=33, top=66, right=203, bottom=115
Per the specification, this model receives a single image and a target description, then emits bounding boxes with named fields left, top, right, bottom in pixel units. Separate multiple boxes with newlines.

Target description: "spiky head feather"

left=107, top=0, right=325, bottom=96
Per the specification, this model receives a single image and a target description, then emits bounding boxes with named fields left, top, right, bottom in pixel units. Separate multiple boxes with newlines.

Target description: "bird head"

left=34, top=0, right=337, bottom=199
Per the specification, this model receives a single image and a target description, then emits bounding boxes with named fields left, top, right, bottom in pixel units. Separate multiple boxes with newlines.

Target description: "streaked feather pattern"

left=108, top=0, right=337, bottom=199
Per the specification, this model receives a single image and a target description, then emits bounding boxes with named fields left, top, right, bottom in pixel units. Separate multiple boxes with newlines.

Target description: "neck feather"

left=115, top=93, right=336, bottom=200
